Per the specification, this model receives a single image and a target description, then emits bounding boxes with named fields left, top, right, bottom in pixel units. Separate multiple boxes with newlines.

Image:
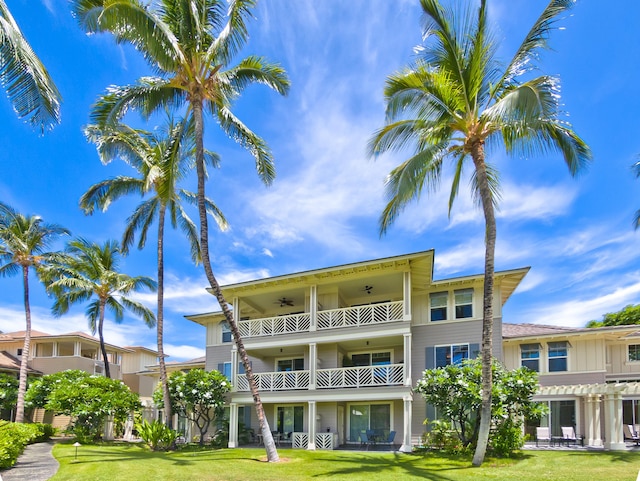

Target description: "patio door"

left=348, top=403, right=391, bottom=442
left=277, top=406, right=304, bottom=436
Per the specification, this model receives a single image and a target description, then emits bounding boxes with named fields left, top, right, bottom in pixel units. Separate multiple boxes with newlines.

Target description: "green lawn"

left=49, top=443, right=640, bottom=481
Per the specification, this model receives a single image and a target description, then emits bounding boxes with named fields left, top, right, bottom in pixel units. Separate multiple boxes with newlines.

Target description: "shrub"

left=136, top=420, right=178, bottom=451
left=0, top=421, right=54, bottom=469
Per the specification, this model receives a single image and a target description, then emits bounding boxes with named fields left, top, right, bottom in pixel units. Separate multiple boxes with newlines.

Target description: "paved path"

left=0, top=441, right=59, bottom=481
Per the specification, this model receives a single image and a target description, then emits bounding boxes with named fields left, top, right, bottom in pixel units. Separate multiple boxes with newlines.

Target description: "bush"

left=0, top=421, right=54, bottom=469
left=422, top=419, right=469, bottom=454
left=136, top=420, right=178, bottom=451
left=490, top=418, right=524, bottom=457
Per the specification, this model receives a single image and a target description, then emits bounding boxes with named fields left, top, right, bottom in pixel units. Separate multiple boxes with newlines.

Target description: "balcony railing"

left=316, top=364, right=404, bottom=389
left=238, top=313, right=311, bottom=338
left=316, top=301, right=403, bottom=330
left=236, top=300, right=404, bottom=339
left=236, top=370, right=310, bottom=392
left=292, top=432, right=337, bottom=450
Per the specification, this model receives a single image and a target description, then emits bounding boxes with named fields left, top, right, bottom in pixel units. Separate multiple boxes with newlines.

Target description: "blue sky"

left=1, top=0, right=639, bottom=362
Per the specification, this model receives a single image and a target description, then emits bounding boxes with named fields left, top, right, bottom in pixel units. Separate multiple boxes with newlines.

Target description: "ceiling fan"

left=362, top=285, right=373, bottom=294
left=275, top=297, right=294, bottom=307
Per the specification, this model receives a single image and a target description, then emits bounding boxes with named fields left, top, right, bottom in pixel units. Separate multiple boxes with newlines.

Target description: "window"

left=629, top=345, right=640, bottom=362
left=548, top=341, right=568, bottom=372
left=16, top=348, right=22, bottom=356
left=276, top=358, right=304, bottom=372
left=350, top=352, right=391, bottom=367
left=454, top=289, right=473, bottom=319
left=349, top=403, right=391, bottom=443
left=221, top=322, right=232, bottom=343
left=430, top=292, right=448, bottom=321
left=277, top=406, right=304, bottom=434
left=435, top=344, right=469, bottom=368
left=222, top=362, right=232, bottom=380
left=35, top=343, right=53, bottom=357
left=520, top=343, right=541, bottom=372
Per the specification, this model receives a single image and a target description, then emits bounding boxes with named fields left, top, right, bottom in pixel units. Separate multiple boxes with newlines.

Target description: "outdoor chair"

left=360, top=431, right=372, bottom=450
left=381, top=430, right=396, bottom=450
left=624, top=425, right=640, bottom=446
left=536, top=426, right=551, bottom=447
left=561, top=426, right=583, bottom=446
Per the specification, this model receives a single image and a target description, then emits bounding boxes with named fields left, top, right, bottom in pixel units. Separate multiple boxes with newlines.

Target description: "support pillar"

left=400, top=395, right=413, bottom=453
left=231, top=347, right=238, bottom=391
left=309, top=342, right=317, bottom=390
left=308, top=401, right=317, bottom=450
left=310, top=285, right=317, bottom=332
left=403, top=333, right=412, bottom=387
left=402, top=271, right=412, bottom=321
left=228, top=403, right=239, bottom=448
left=604, top=391, right=625, bottom=450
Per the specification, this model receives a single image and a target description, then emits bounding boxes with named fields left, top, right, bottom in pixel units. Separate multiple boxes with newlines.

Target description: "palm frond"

left=80, top=177, right=146, bottom=215
left=224, top=56, right=290, bottom=97
left=0, top=1, right=61, bottom=132
left=121, top=199, right=159, bottom=253
left=207, top=0, right=254, bottom=65
left=120, top=297, right=156, bottom=328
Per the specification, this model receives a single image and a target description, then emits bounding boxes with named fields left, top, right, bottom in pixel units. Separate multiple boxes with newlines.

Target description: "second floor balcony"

left=237, top=300, right=405, bottom=340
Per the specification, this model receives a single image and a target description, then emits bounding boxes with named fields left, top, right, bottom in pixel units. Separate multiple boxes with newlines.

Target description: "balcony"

left=236, top=364, right=404, bottom=392
left=316, top=364, right=404, bottom=389
left=237, top=301, right=404, bottom=339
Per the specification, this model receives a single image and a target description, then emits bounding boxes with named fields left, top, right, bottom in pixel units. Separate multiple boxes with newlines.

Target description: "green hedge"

left=0, top=421, right=54, bottom=469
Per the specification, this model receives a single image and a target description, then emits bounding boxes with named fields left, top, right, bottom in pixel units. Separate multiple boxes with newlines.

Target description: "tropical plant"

left=369, top=0, right=590, bottom=465
left=80, top=115, right=228, bottom=427
left=0, top=0, right=61, bottom=132
left=586, top=304, right=640, bottom=328
left=0, top=373, right=18, bottom=413
left=71, top=0, right=290, bottom=462
left=44, top=238, right=156, bottom=378
left=136, top=419, right=178, bottom=451
left=25, top=370, right=141, bottom=443
left=153, top=368, right=230, bottom=447
left=0, top=202, right=69, bottom=423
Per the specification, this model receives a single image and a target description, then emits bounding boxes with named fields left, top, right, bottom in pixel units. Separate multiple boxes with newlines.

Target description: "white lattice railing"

left=317, top=301, right=404, bottom=330
left=316, top=364, right=404, bottom=389
left=236, top=370, right=310, bottom=392
left=292, top=432, right=336, bottom=450
left=238, top=313, right=311, bottom=338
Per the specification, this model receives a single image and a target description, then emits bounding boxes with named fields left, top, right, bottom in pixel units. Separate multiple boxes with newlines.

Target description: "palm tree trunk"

left=157, top=204, right=173, bottom=428
left=192, top=99, right=279, bottom=462
left=471, top=141, right=496, bottom=467
left=15, top=265, right=31, bottom=423
left=98, top=301, right=111, bottom=379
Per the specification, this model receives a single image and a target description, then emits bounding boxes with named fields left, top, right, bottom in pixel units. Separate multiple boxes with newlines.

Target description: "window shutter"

left=470, top=344, right=480, bottom=359
left=426, top=403, right=436, bottom=426
left=217, top=363, right=224, bottom=372
left=425, top=346, right=435, bottom=370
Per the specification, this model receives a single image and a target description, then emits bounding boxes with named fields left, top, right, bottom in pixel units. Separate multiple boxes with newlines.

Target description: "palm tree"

left=70, top=0, right=289, bottom=461
left=0, top=0, right=61, bottom=132
left=369, top=0, right=591, bottom=465
left=0, top=202, right=69, bottom=422
left=633, top=158, right=640, bottom=229
left=46, top=238, right=156, bottom=378
left=80, top=116, right=228, bottom=427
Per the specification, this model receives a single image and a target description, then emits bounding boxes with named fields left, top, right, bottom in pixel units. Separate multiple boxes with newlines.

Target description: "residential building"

left=187, top=250, right=528, bottom=451
left=503, top=323, right=640, bottom=450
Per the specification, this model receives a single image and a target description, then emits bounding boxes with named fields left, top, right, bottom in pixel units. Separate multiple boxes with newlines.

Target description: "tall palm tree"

left=80, top=116, right=228, bottom=427
left=0, top=202, right=69, bottom=422
left=369, top=0, right=591, bottom=465
left=70, top=0, right=289, bottom=461
left=633, top=158, right=640, bottom=229
left=46, top=238, right=156, bottom=378
left=0, top=0, right=61, bottom=132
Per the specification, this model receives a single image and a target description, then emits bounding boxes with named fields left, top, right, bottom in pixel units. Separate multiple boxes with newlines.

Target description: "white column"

left=310, top=285, right=317, bottom=331
left=403, top=271, right=412, bottom=321
left=403, top=333, right=412, bottom=387
left=309, top=342, right=317, bottom=390
left=308, top=401, right=317, bottom=450
left=228, top=403, right=239, bottom=448
left=231, top=347, right=238, bottom=392
left=592, top=394, right=602, bottom=446
left=74, top=341, right=80, bottom=357
left=604, top=391, right=625, bottom=450
left=400, top=395, right=413, bottom=453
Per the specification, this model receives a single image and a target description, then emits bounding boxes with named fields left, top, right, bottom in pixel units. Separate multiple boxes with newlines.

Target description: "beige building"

left=503, top=323, right=640, bottom=450
left=187, top=250, right=528, bottom=451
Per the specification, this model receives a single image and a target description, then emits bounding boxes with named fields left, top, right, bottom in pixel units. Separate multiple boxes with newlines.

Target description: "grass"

left=48, top=442, right=640, bottom=481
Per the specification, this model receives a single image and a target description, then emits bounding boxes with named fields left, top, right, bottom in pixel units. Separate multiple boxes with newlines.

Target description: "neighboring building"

left=187, top=250, right=528, bottom=451
left=503, top=323, right=640, bottom=450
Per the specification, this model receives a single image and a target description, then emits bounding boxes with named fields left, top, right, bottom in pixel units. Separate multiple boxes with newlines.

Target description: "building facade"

left=188, top=250, right=528, bottom=451
left=503, top=323, right=640, bottom=450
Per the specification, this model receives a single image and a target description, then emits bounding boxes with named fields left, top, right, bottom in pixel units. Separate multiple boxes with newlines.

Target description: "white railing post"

left=309, top=342, right=317, bottom=390
left=403, top=333, right=412, bottom=387
left=310, top=285, right=317, bottom=332
left=308, top=401, right=317, bottom=450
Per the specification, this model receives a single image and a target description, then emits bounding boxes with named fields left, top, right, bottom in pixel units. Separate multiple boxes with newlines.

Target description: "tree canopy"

left=587, top=304, right=640, bottom=328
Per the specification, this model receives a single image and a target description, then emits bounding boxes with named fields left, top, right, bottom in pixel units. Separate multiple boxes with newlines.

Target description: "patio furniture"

left=561, top=426, right=583, bottom=446
left=536, top=427, right=551, bottom=447
left=380, top=430, right=396, bottom=450
left=624, top=425, right=640, bottom=446
left=360, top=431, right=372, bottom=450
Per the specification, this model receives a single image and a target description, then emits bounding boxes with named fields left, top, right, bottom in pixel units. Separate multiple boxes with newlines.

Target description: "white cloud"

left=262, top=248, right=274, bottom=258
left=498, top=183, right=577, bottom=222
left=163, top=344, right=205, bottom=362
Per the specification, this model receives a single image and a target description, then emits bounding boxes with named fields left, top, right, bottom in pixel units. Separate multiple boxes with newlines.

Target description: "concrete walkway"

left=0, top=441, right=59, bottom=481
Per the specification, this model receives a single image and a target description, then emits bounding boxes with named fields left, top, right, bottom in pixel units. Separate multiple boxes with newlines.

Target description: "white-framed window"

left=347, top=402, right=393, bottom=443
left=349, top=351, right=392, bottom=367
left=520, top=343, right=541, bottom=372
left=222, top=361, right=232, bottom=380
left=221, top=322, right=232, bottom=343
left=629, top=345, right=640, bottom=362
left=430, top=292, right=448, bottom=321
left=276, top=358, right=304, bottom=372
left=435, top=344, right=469, bottom=368
left=454, top=289, right=473, bottom=319
left=548, top=341, right=569, bottom=372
